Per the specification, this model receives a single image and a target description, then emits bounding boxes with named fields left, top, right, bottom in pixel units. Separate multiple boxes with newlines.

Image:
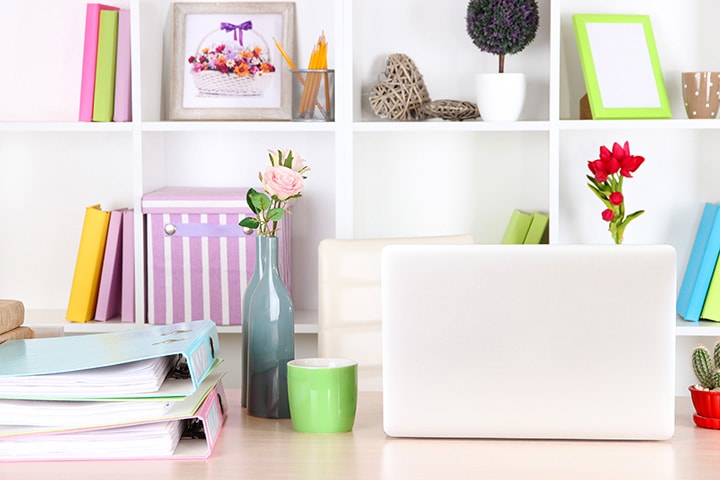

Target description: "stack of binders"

left=0, top=320, right=227, bottom=461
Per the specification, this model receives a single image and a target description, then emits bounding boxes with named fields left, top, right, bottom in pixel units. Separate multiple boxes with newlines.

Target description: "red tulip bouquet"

left=586, top=141, right=645, bottom=244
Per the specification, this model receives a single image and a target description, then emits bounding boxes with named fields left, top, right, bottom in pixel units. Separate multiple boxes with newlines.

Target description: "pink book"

left=113, top=9, right=132, bottom=122
left=94, top=209, right=124, bottom=321
left=121, top=209, right=135, bottom=322
left=79, top=3, right=120, bottom=122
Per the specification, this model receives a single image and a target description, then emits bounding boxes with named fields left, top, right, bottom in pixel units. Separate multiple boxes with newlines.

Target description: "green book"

left=524, top=212, right=549, bottom=244
left=700, top=257, right=720, bottom=322
left=501, top=209, right=533, bottom=244
left=92, top=9, right=119, bottom=122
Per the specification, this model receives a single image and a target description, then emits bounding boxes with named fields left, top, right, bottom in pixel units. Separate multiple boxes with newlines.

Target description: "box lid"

left=142, top=187, right=252, bottom=214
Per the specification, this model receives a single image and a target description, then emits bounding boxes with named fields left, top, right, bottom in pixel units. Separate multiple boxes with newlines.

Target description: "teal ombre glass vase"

left=241, top=234, right=264, bottom=409
left=246, top=235, right=294, bottom=418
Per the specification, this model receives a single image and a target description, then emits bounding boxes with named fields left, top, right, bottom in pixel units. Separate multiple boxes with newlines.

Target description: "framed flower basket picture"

left=169, top=2, right=295, bottom=121
left=572, top=14, right=671, bottom=120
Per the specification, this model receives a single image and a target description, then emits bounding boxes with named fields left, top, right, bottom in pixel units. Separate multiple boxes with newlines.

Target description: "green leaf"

left=284, top=150, right=294, bottom=168
left=246, top=188, right=260, bottom=214
left=249, top=190, right=271, bottom=212
left=266, top=208, right=285, bottom=222
left=587, top=184, right=611, bottom=208
left=239, top=217, right=259, bottom=229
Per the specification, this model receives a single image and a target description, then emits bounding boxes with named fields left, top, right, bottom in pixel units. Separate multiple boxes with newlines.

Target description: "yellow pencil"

left=274, top=37, right=326, bottom=117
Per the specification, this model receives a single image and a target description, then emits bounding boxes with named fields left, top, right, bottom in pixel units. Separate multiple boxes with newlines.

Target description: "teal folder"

left=0, top=320, right=220, bottom=400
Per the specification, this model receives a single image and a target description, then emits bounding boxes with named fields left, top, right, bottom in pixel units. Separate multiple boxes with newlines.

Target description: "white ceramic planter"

left=474, top=73, right=526, bottom=122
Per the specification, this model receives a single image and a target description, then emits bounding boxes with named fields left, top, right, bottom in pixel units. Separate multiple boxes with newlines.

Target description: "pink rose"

left=262, top=165, right=304, bottom=201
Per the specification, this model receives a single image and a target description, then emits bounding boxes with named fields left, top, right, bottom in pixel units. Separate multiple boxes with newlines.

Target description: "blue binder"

left=0, top=320, right=220, bottom=400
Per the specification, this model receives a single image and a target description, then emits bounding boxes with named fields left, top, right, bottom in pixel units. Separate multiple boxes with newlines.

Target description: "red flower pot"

left=689, top=386, right=720, bottom=429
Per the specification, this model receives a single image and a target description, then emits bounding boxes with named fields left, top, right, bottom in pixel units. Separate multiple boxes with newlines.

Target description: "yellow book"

left=66, top=205, right=111, bottom=322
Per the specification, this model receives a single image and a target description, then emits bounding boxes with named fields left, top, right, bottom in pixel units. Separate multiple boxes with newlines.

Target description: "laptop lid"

left=381, top=244, right=676, bottom=440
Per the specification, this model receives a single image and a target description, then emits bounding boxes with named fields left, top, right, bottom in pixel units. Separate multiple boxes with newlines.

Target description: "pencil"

left=274, top=37, right=326, bottom=118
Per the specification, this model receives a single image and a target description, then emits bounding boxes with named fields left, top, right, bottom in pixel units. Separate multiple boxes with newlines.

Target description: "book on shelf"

left=92, top=8, right=119, bottom=122
left=121, top=208, right=135, bottom=322
left=501, top=209, right=533, bottom=244
left=0, top=300, right=24, bottom=334
left=523, top=211, right=549, bottom=244
left=66, top=204, right=111, bottom=323
left=701, top=259, right=720, bottom=322
left=0, top=320, right=220, bottom=401
left=113, top=8, right=132, bottom=122
left=94, top=209, right=125, bottom=321
left=677, top=202, right=720, bottom=322
left=0, top=375, right=227, bottom=461
left=79, top=3, right=120, bottom=122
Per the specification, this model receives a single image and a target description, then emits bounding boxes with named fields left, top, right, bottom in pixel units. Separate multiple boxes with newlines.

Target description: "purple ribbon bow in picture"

left=220, top=20, right=252, bottom=45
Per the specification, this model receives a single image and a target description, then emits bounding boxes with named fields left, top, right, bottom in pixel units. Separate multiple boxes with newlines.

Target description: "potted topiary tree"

left=466, top=0, right=540, bottom=121
left=690, top=341, right=720, bottom=429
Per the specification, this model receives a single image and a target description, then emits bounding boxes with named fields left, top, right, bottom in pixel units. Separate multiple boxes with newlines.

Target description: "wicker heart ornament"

left=369, top=54, right=431, bottom=120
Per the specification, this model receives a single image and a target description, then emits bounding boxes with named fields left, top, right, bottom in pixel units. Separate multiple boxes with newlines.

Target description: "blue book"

left=677, top=203, right=720, bottom=321
left=0, top=320, right=220, bottom=400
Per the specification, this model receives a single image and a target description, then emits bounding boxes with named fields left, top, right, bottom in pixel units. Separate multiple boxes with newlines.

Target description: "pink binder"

left=0, top=381, right=228, bottom=461
left=79, top=3, right=120, bottom=122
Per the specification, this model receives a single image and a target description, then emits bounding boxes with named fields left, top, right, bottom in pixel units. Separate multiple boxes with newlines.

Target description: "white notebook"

left=381, top=244, right=676, bottom=440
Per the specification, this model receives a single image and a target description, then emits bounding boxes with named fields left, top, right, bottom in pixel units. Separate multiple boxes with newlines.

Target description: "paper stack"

left=0, top=320, right=227, bottom=461
left=0, top=300, right=34, bottom=344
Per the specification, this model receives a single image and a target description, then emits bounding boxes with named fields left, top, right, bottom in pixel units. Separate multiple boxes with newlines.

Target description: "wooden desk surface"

left=4, top=391, right=720, bottom=479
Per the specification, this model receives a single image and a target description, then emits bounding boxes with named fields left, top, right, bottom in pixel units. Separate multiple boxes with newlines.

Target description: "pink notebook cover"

left=94, top=209, right=124, bottom=321
left=79, top=3, right=120, bottom=122
left=121, top=209, right=135, bottom=323
left=113, top=9, right=132, bottom=122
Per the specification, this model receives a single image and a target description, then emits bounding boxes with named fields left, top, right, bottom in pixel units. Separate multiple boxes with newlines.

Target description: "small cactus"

left=692, top=342, right=720, bottom=390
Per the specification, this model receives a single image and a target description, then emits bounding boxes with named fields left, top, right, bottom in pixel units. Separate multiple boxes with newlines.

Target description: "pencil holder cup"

left=291, top=69, right=334, bottom=121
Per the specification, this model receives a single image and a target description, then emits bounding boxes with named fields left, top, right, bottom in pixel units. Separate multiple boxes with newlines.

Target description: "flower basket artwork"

left=586, top=141, right=645, bottom=244
left=188, top=21, right=276, bottom=97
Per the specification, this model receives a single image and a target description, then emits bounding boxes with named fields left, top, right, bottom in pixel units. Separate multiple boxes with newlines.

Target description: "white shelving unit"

left=1, top=0, right=718, bottom=393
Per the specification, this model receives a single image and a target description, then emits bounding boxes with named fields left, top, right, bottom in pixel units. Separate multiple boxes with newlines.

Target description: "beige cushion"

left=317, top=235, right=473, bottom=391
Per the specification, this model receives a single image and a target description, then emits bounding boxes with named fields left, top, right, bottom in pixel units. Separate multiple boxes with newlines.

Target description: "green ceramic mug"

left=287, top=358, right=358, bottom=433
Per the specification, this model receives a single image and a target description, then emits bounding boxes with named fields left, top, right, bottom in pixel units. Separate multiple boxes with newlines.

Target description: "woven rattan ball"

left=369, top=54, right=431, bottom=121
left=423, top=100, right=480, bottom=121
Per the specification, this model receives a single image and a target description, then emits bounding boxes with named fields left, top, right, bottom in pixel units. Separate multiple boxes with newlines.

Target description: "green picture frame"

left=572, top=14, right=671, bottom=120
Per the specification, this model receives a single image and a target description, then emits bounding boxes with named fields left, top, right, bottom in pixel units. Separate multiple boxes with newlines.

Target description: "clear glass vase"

left=246, top=235, right=294, bottom=418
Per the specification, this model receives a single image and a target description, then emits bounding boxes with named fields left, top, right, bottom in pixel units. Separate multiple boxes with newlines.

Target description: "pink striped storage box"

left=142, top=187, right=291, bottom=326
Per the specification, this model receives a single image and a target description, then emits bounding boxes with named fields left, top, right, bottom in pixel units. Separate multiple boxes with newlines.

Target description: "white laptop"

left=381, top=244, right=676, bottom=440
